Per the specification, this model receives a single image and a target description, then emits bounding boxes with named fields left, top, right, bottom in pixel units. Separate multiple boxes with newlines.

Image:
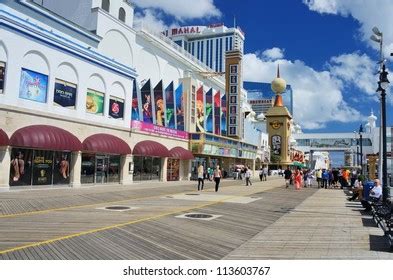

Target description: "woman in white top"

left=214, top=165, right=222, bottom=192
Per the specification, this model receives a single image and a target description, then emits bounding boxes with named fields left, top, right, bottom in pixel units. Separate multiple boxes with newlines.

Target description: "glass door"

left=95, top=155, right=108, bottom=184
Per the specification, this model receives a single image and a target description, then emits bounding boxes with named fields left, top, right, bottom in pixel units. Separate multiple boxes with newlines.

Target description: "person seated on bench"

left=347, top=176, right=363, bottom=201
left=361, top=179, right=382, bottom=211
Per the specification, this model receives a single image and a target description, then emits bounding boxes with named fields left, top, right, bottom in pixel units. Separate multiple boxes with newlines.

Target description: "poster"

left=86, top=89, right=104, bottom=115
left=9, top=148, right=33, bottom=186
left=214, top=90, right=221, bottom=135
left=0, top=61, right=5, bottom=94
left=53, top=152, right=71, bottom=185
left=165, top=81, right=175, bottom=129
left=175, top=83, right=184, bottom=131
left=32, top=150, right=53, bottom=185
left=154, top=80, right=165, bottom=126
left=19, top=68, right=48, bottom=103
left=196, top=86, right=205, bottom=132
left=205, top=88, right=213, bottom=133
left=221, top=93, right=227, bottom=136
left=131, top=79, right=140, bottom=121
left=54, top=79, right=77, bottom=108
left=272, top=135, right=282, bottom=156
left=109, top=97, right=124, bottom=119
left=141, top=79, right=153, bottom=123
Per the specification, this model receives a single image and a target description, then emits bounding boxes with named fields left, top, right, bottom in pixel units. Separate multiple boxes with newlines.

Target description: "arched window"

left=119, top=7, right=126, bottom=22
left=102, top=0, right=110, bottom=12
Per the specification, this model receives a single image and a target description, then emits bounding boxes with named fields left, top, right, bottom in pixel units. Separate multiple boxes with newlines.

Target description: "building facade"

left=0, top=0, right=260, bottom=190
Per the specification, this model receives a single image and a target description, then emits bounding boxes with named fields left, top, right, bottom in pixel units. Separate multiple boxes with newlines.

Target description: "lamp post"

left=359, top=124, right=363, bottom=176
left=376, top=65, right=390, bottom=202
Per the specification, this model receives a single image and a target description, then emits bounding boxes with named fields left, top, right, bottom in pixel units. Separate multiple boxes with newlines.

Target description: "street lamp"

left=353, top=131, right=359, bottom=167
left=376, top=64, right=390, bottom=202
left=359, top=124, right=363, bottom=175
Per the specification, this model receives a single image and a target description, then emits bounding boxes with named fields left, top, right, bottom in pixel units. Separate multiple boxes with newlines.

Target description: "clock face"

left=271, top=120, right=281, bottom=129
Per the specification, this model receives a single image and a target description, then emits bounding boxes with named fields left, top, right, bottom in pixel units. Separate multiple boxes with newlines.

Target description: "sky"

left=132, top=0, right=393, bottom=133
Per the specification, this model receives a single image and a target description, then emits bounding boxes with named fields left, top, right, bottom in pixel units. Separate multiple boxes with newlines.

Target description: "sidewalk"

left=224, top=188, right=393, bottom=259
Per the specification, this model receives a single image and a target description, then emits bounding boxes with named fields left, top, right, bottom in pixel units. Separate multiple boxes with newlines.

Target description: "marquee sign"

left=164, top=26, right=206, bottom=37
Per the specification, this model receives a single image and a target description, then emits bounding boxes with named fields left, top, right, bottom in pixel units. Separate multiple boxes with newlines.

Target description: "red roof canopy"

left=83, top=134, right=131, bottom=155
left=133, top=140, right=170, bottom=157
left=169, top=147, right=194, bottom=160
left=10, top=125, right=82, bottom=151
left=0, top=129, right=9, bottom=147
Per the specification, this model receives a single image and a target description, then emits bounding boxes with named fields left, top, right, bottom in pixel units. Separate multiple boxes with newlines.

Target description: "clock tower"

left=265, top=66, right=293, bottom=168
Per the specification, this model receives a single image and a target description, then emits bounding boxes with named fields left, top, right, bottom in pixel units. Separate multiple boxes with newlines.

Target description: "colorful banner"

left=19, top=68, right=48, bottom=103
left=109, top=97, right=124, bottom=119
left=141, top=79, right=153, bottom=123
left=131, top=120, right=188, bottom=140
left=221, top=93, right=227, bottom=136
left=131, top=79, right=140, bottom=121
left=205, top=88, right=213, bottom=133
left=86, top=89, right=104, bottom=115
left=154, top=80, right=165, bottom=126
left=175, top=83, right=184, bottom=131
left=54, top=79, right=77, bottom=108
left=196, top=85, right=205, bottom=132
left=214, top=90, right=221, bottom=135
left=165, top=81, right=175, bottom=129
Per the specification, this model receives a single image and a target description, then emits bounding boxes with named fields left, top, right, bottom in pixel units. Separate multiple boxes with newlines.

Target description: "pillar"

left=161, top=157, right=168, bottom=182
left=120, top=155, right=133, bottom=185
left=252, top=159, right=256, bottom=178
left=0, top=147, right=11, bottom=191
left=70, top=151, right=82, bottom=188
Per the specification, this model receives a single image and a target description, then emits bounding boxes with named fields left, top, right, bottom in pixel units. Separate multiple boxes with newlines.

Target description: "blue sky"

left=132, top=0, right=393, bottom=133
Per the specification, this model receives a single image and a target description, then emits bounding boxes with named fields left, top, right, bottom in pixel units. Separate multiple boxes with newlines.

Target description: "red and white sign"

left=131, top=120, right=189, bottom=140
left=167, top=26, right=206, bottom=37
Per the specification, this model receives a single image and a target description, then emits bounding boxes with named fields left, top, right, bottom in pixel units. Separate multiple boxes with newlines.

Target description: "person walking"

left=294, top=169, right=302, bottom=190
left=316, top=169, right=322, bottom=188
left=197, top=163, right=204, bottom=191
left=214, top=165, right=222, bottom=192
left=245, top=167, right=252, bottom=186
left=259, top=167, right=263, bottom=181
left=263, top=165, right=268, bottom=181
left=284, top=166, right=292, bottom=188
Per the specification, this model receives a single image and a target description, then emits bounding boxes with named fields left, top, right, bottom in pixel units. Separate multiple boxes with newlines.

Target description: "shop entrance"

left=95, top=155, right=108, bottom=184
left=81, top=154, right=121, bottom=184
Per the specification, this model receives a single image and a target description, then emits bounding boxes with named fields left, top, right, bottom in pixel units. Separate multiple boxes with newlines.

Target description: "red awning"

left=133, top=140, right=170, bottom=157
left=10, top=125, right=82, bottom=151
left=169, top=147, right=194, bottom=160
left=83, top=134, right=131, bottom=155
left=0, top=129, right=9, bottom=146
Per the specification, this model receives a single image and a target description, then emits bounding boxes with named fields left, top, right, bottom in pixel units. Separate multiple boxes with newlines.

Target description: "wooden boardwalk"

left=0, top=178, right=317, bottom=259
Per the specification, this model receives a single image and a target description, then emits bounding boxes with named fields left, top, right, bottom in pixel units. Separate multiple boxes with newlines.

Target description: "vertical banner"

left=154, top=80, right=165, bottom=126
left=196, top=85, right=205, bottom=132
left=165, top=81, right=175, bottom=129
left=214, top=90, right=221, bottom=135
left=205, top=88, right=213, bottom=133
left=221, top=93, right=227, bottom=136
left=131, top=79, right=140, bottom=121
left=0, top=61, right=6, bottom=94
left=175, top=83, right=184, bottom=131
left=141, top=79, right=153, bottom=123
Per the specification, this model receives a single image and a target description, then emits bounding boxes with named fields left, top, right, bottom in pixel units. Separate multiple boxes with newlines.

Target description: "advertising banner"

left=19, top=68, right=48, bottom=103
left=165, top=81, right=175, bottom=129
left=196, top=85, right=205, bottom=132
left=131, top=120, right=189, bottom=140
left=32, top=150, right=53, bottom=185
left=154, top=80, right=165, bottom=126
left=214, top=90, right=221, bottom=135
left=54, top=79, right=77, bottom=108
left=109, top=97, right=124, bottom=119
left=86, top=89, right=104, bottom=115
left=0, top=61, right=5, bottom=94
left=131, top=79, right=140, bottom=121
left=141, top=79, right=153, bottom=123
left=175, top=83, right=184, bottom=131
left=221, top=93, right=227, bottom=136
left=205, top=88, right=213, bottom=133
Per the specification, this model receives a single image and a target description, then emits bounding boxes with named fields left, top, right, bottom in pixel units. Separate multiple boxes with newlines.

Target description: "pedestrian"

left=245, top=167, right=252, bottom=186
left=294, top=168, right=302, bottom=190
left=197, top=162, right=204, bottom=191
left=214, top=165, right=222, bottom=192
left=284, top=166, right=292, bottom=188
left=259, top=167, right=263, bottom=181
left=316, top=169, right=322, bottom=188
left=263, top=165, right=268, bottom=181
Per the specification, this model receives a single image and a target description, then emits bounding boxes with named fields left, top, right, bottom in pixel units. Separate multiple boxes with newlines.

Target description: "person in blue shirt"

left=322, top=169, right=329, bottom=189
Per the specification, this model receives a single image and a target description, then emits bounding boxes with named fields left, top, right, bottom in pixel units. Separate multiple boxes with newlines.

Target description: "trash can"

left=362, top=181, right=375, bottom=200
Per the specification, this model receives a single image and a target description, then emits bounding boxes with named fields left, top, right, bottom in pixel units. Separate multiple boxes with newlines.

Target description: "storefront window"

left=81, top=154, right=95, bottom=184
left=108, top=156, right=120, bottom=183
left=53, top=152, right=71, bottom=185
left=133, top=156, right=161, bottom=181
left=81, top=154, right=121, bottom=184
left=32, top=150, right=53, bottom=185
left=9, top=149, right=33, bottom=186
left=167, top=159, right=180, bottom=181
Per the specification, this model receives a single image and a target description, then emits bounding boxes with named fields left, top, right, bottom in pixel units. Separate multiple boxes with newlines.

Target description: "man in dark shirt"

left=284, top=167, right=292, bottom=188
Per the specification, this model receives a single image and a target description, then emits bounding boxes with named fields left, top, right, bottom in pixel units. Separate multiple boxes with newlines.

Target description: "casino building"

left=0, top=0, right=261, bottom=191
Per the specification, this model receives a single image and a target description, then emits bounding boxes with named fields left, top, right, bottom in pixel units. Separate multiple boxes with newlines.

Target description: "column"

left=70, top=151, right=82, bottom=188
left=252, top=159, right=256, bottom=178
left=120, top=155, right=133, bottom=185
left=0, top=147, right=11, bottom=191
left=161, top=157, right=168, bottom=182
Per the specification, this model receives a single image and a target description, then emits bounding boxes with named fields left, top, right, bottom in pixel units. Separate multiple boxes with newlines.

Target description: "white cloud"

left=132, top=0, right=221, bottom=21
left=133, top=10, right=171, bottom=34
left=243, top=52, right=365, bottom=129
left=303, top=0, right=393, bottom=57
left=262, top=47, right=285, bottom=60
